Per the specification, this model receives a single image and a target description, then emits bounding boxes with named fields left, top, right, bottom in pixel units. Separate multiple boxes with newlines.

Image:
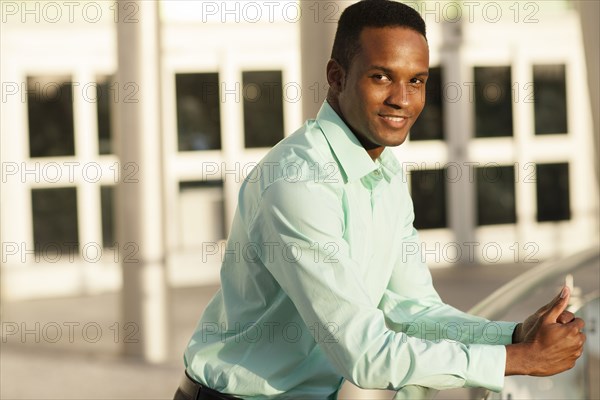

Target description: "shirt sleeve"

left=380, top=226, right=517, bottom=347
left=378, top=195, right=518, bottom=392
left=244, top=178, right=511, bottom=392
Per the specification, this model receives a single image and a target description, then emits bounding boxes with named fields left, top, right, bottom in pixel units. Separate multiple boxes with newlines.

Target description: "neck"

left=366, top=147, right=384, bottom=160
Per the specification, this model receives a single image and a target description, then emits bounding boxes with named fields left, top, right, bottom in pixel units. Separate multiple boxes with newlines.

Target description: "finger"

left=568, top=317, right=585, bottom=331
left=537, top=286, right=568, bottom=315
left=557, top=310, right=575, bottom=324
left=545, top=286, right=570, bottom=322
left=560, top=319, right=586, bottom=339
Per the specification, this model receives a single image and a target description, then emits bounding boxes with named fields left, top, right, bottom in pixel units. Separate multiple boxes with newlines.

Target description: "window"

left=96, top=75, right=114, bottom=155
left=31, top=187, right=79, bottom=253
left=474, top=67, right=513, bottom=138
left=410, top=67, right=443, bottom=141
left=101, top=186, right=115, bottom=247
left=27, top=76, right=75, bottom=157
left=175, top=73, right=221, bottom=151
left=533, top=64, right=568, bottom=135
left=178, top=181, right=226, bottom=247
left=476, top=165, right=516, bottom=225
left=410, top=168, right=447, bottom=229
left=536, top=163, right=570, bottom=221
left=242, top=71, right=285, bottom=148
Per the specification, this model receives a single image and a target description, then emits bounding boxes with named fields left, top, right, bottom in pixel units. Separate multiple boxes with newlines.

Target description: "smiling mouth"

left=381, top=115, right=406, bottom=122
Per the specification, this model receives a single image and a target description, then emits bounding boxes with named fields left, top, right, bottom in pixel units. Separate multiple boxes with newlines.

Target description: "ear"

left=326, top=59, right=346, bottom=96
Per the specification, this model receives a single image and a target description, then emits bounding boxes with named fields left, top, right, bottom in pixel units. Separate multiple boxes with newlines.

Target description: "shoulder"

left=245, top=120, right=345, bottom=192
left=237, top=120, right=346, bottom=224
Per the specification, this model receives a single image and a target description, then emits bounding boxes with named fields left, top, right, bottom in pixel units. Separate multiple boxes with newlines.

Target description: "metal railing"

left=393, top=247, right=600, bottom=400
left=469, top=248, right=600, bottom=320
left=470, top=247, right=599, bottom=400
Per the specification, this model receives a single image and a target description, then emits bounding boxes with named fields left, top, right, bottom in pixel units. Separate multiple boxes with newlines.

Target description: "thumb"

left=545, top=286, right=570, bottom=322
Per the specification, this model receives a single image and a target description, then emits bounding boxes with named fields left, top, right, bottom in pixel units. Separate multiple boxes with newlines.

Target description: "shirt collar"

left=316, top=102, right=402, bottom=183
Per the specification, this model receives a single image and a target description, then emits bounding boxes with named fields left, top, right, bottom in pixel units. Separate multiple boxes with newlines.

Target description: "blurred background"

left=1, top=0, right=598, bottom=399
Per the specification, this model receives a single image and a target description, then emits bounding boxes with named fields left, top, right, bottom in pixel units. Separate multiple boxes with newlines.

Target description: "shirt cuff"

left=464, top=344, right=507, bottom=392
left=495, top=321, right=519, bottom=345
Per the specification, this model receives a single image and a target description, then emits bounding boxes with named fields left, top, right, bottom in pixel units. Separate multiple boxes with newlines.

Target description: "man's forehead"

left=358, top=26, right=428, bottom=47
left=355, top=26, right=429, bottom=66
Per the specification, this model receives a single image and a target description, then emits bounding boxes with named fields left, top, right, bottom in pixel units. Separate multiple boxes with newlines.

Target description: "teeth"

left=382, top=116, right=404, bottom=122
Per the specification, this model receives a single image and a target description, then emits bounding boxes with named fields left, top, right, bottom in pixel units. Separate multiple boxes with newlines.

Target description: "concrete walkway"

left=1, top=262, right=598, bottom=400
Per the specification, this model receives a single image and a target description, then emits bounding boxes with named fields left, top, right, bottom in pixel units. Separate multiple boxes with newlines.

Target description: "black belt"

left=179, top=371, right=242, bottom=400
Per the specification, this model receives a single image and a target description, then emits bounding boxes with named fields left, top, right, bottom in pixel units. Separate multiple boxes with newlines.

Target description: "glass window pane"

left=178, top=181, right=226, bottom=248
left=534, top=64, right=568, bottom=135
left=27, top=76, right=75, bottom=157
left=536, top=163, right=570, bottom=221
left=243, top=71, right=285, bottom=148
left=474, top=67, right=513, bottom=138
left=176, top=73, right=221, bottom=151
left=101, top=186, right=115, bottom=247
left=96, top=75, right=114, bottom=155
left=410, top=168, right=447, bottom=229
left=31, top=187, right=79, bottom=253
left=476, top=165, right=516, bottom=225
left=410, top=67, right=443, bottom=141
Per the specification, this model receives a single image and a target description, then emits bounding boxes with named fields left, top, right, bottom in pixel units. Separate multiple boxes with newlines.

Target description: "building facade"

left=1, top=0, right=597, bottom=300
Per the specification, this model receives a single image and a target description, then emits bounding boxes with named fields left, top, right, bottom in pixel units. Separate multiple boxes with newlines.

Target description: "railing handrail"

left=394, top=247, right=600, bottom=400
left=468, top=247, right=600, bottom=319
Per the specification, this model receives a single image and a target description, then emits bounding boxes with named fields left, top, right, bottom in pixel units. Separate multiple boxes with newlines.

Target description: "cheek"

left=362, top=84, right=387, bottom=104
left=347, top=91, right=372, bottom=119
left=414, top=100, right=425, bottom=116
left=415, top=89, right=427, bottom=110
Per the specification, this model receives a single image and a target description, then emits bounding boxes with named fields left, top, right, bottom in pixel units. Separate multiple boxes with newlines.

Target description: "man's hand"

left=512, top=287, right=576, bottom=343
left=505, top=286, right=586, bottom=376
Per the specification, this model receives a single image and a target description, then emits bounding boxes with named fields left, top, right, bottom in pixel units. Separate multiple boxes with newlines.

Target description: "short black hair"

left=331, top=0, right=426, bottom=71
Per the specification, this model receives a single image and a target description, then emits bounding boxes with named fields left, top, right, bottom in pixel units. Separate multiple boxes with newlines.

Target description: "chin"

left=380, top=134, right=409, bottom=147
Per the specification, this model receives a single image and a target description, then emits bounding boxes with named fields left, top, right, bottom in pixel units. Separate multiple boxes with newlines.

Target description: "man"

left=175, top=1, right=585, bottom=399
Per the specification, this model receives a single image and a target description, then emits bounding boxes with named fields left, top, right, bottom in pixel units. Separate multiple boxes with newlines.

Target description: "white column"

left=220, top=49, right=243, bottom=236
left=114, top=0, right=168, bottom=363
left=73, top=70, right=102, bottom=254
left=0, top=67, right=30, bottom=256
left=573, top=0, right=599, bottom=188
left=299, top=1, right=356, bottom=121
left=441, top=20, right=477, bottom=264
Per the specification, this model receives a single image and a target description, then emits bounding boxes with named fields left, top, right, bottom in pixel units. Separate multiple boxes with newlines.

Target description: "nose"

left=384, top=82, right=411, bottom=109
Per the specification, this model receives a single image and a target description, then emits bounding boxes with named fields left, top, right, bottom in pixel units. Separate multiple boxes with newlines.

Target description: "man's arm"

left=381, top=188, right=585, bottom=380
left=245, top=178, right=509, bottom=391
left=380, top=190, right=517, bottom=347
left=380, top=226, right=518, bottom=347
left=383, top=241, right=586, bottom=378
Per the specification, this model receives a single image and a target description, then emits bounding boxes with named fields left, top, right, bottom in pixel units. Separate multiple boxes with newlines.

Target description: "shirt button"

left=374, top=170, right=381, bottom=176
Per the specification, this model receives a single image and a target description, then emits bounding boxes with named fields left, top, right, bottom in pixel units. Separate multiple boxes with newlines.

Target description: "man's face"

left=330, top=27, right=429, bottom=150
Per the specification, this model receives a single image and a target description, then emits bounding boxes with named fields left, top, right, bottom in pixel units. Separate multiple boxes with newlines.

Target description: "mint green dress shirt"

left=183, top=102, right=518, bottom=399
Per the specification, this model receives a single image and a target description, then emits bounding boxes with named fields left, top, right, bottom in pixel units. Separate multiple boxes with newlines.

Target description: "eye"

left=409, top=77, right=426, bottom=86
left=371, top=74, right=391, bottom=83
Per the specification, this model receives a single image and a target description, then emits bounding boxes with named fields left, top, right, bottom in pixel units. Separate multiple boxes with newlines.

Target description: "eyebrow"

left=368, top=65, right=429, bottom=78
